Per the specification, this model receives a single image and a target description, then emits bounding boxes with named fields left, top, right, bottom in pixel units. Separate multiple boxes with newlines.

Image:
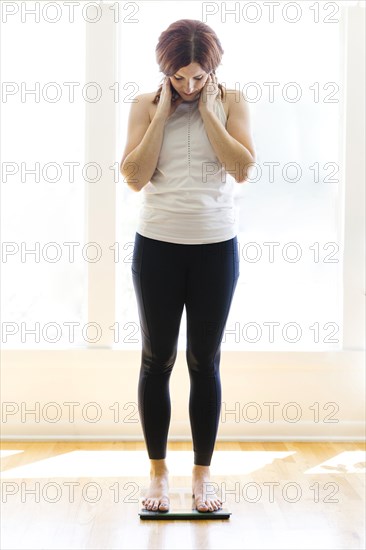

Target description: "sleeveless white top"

left=136, top=95, right=239, bottom=244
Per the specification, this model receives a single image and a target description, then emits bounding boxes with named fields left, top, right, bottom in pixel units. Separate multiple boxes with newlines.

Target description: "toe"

left=159, top=498, right=169, bottom=510
left=196, top=500, right=209, bottom=511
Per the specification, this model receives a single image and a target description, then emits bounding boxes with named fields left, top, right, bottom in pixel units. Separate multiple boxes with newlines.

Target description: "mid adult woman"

left=120, top=19, right=255, bottom=513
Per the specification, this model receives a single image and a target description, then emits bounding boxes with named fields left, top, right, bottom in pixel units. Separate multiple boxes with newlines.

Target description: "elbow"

left=120, top=170, right=140, bottom=192
left=120, top=155, right=127, bottom=175
left=119, top=160, right=127, bottom=181
left=129, top=183, right=142, bottom=192
left=120, top=159, right=142, bottom=192
left=125, top=177, right=142, bottom=192
left=235, top=154, right=256, bottom=184
left=235, top=170, right=247, bottom=184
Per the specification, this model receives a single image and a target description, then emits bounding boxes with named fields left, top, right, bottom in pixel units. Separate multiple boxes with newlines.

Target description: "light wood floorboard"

left=1, top=441, right=365, bottom=549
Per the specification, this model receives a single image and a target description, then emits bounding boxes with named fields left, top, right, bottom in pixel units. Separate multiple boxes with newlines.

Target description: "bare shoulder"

left=136, top=91, right=159, bottom=123
left=220, top=86, right=230, bottom=118
left=221, top=87, right=250, bottom=119
left=129, top=92, right=153, bottom=114
left=221, top=87, right=255, bottom=159
left=120, top=92, right=157, bottom=166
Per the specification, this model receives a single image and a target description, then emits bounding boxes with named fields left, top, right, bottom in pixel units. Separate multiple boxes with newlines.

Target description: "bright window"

left=116, top=1, right=342, bottom=351
left=1, top=7, right=87, bottom=348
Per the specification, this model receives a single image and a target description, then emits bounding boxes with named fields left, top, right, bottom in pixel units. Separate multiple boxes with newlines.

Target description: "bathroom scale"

left=139, top=507, right=231, bottom=520
left=139, top=508, right=231, bottom=520
left=138, top=489, right=231, bottom=519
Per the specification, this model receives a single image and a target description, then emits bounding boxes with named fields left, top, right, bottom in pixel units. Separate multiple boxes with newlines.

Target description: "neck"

left=181, top=96, right=200, bottom=103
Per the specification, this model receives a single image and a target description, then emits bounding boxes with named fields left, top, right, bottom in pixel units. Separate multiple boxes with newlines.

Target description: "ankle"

left=150, top=469, right=169, bottom=478
left=150, top=459, right=169, bottom=476
left=193, top=464, right=210, bottom=474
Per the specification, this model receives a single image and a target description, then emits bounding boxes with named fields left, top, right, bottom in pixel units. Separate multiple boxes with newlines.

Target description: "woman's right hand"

left=155, top=76, right=183, bottom=120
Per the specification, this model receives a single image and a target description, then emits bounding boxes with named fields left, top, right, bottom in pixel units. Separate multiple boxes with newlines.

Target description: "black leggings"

left=131, top=232, right=240, bottom=466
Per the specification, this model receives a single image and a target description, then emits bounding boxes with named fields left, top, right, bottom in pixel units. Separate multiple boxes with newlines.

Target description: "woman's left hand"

left=198, top=73, right=219, bottom=113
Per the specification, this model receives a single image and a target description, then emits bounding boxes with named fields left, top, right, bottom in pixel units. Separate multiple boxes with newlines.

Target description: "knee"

left=141, top=349, right=178, bottom=375
left=186, top=348, right=220, bottom=376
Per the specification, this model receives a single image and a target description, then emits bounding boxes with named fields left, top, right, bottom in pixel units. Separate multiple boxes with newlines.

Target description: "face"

left=169, top=62, right=210, bottom=100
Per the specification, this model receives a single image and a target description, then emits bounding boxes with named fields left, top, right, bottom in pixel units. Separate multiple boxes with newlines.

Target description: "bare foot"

left=192, top=465, right=222, bottom=512
left=141, top=460, right=170, bottom=512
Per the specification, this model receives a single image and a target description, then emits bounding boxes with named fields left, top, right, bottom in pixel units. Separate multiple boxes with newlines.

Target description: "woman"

left=120, top=19, right=255, bottom=513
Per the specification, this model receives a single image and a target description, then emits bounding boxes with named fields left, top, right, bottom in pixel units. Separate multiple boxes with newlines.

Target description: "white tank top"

left=136, top=95, right=239, bottom=244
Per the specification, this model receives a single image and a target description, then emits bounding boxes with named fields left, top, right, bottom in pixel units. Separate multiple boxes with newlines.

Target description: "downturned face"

left=169, top=62, right=209, bottom=100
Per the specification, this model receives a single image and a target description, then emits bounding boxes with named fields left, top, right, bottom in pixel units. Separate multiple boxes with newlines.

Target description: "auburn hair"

left=152, top=19, right=226, bottom=104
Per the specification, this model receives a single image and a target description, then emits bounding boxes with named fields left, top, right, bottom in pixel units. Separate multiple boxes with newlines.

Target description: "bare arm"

left=199, top=87, right=256, bottom=184
left=120, top=96, right=167, bottom=192
left=120, top=79, right=182, bottom=192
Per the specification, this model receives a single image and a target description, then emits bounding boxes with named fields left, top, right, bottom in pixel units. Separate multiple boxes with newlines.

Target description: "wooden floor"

left=1, top=441, right=365, bottom=550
